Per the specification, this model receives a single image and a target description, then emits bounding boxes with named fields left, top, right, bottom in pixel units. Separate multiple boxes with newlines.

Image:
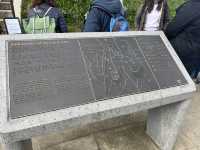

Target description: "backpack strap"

left=44, top=7, right=53, bottom=17
left=43, top=7, right=52, bottom=32
left=33, top=7, right=52, bottom=17
left=32, top=8, right=38, bottom=33
left=33, top=8, right=40, bottom=17
left=32, top=16, right=35, bottom=34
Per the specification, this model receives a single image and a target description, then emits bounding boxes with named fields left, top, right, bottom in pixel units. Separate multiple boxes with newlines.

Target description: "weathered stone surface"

left=0, top=90, right=200, bottom=150
left=0, top=10, right=12, bottom=18
left=0, top=0, right=13, bottom=34
left=95, top=125, right=158, bottom=150
left=147, top=100, right=191, bottom=150
left=33, top=113, right=135, bottom=150
left=174, top=134, right=194, bottom=150
left=1, top=139, right=33, bottom=150
left=0, top=2, right=11, bottom=10
left=1, top=0, right=11, bottom=2
left=31, top=89, right=200, bottom=150
left=45, top=135, right=98, bottom=150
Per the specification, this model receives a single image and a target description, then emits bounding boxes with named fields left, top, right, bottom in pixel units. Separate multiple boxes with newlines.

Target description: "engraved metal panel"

left=79, top=38, right=159, bottom=100
left=7, top=35, right=187, bottom=119
left=8, top=40, right=94, bottom=119
left=136, top=36, right=186, bottom=88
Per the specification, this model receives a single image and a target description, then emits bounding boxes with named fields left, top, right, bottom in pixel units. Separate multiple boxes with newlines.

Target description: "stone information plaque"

left=7, top=36, right=187, bottom=119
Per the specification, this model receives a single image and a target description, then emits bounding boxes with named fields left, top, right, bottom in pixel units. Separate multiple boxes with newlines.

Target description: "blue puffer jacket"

left=28, top=3, right=67, bottom=33
left=84, top=0, right=123, bottom=32
left=93, top=0, right=123, bottom=15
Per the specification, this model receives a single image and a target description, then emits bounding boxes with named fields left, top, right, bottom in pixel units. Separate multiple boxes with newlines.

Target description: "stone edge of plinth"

left=0, top=31, right=196, bottom=144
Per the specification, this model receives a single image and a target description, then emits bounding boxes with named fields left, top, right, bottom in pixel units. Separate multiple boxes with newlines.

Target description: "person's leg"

left=187, top=57, right=200, bottom=79
left=194, top=58, right=200, bottom=83
left=184, top=62, right=196, bottom=79
left=196, top=72, right=200, bottom=84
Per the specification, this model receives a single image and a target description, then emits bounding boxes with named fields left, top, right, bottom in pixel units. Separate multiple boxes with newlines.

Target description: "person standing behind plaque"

left=83, top=0, right=128, bottom=32
left=24, top=0, right=67, bottom=33
left=165, top=0, right=200, bottom=79
left=135, top=0, right=170, bottom=31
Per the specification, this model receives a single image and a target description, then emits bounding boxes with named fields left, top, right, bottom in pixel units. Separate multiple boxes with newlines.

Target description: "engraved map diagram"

left=7, top=36, right=187, bottom=119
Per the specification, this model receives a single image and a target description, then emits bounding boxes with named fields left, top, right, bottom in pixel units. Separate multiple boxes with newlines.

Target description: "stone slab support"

left=2, top=139, right=33, bottom=150
left=146, top=100, right=190, bottom=150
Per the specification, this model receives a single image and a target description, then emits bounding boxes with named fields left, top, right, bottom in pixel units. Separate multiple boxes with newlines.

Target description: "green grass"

left=21, top=0, right=185, bottom=32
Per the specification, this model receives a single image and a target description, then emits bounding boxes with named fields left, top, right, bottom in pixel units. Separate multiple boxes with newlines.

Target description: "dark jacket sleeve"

left=135, top=5, right=143, bottom=31
left=165, top=2, right=197, bottom=39
left=56, top=10, right=68, bottom=33
left=163, top=3, right=170, bottom=30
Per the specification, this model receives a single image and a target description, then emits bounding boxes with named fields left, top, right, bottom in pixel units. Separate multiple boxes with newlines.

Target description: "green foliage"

left=56, top=0, right=91, bottom=32
left=21, top=0, right=31, bottom=18
left=124, top=0, right=142, bottom=28
left=21, top=0, right=185, bottom=32
left=168, top=0, right=185, bottom=17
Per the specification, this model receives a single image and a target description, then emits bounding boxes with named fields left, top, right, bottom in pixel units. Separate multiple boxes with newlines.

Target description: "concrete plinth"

left=0, top=32, right=196, bottom=150
left=147, top=100, right=191, bottom=150
left=2, top=139, right=33, bottom=150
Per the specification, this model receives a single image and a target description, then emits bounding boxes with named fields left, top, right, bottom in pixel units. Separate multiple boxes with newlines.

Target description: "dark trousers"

left=84, top=7, right=111, bottom=32
left=185, top=58, right=200, bottom=79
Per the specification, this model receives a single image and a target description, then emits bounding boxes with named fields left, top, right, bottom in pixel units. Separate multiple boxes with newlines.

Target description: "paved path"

left=1, top=85, right=200, bottom=150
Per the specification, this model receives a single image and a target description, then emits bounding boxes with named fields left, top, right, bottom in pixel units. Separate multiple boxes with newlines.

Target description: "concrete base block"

left=146, top=100, right=191, bottom=150
left=33, top=113, right=136, bottom=150
left=2, top=139, right=33, bottom=150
